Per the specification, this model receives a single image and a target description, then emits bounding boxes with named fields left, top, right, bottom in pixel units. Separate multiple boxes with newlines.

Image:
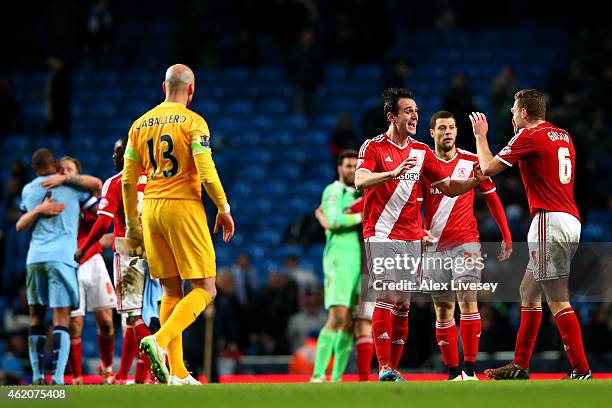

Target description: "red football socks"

left=554, top=307, right=590, bottom=373
left=355, top=335, right=374, bottom=381
left=512, top=306, right=542, bottom=368
left=372, top=301, right=393, bottom=369
left=115, top=324, right=137, bottom=380
left=98, top=334, right=114, bottom=369
left=460, top=312, right=481, bottom=363
left=69, top=337, right=83, bottom=378
left=390, top=306, right=409, bottom=370
left=436, top=319, right=459, bottom=369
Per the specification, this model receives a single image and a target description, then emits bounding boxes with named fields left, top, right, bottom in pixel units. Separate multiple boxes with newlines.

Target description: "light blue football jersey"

left=20, top=175, right=97, bottom=266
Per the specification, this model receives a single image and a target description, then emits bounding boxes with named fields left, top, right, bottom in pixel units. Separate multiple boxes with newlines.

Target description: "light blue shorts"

left=26, top=262, right=79, bottom=308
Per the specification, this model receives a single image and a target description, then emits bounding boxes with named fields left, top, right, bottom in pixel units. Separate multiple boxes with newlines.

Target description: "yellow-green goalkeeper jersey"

left=321, top=181, right=362, bottom=256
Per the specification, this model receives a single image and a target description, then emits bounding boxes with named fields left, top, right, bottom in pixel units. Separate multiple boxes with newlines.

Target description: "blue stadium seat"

left=273, top=163, right=301, bottom=180
left=254, top=67, right=284, bottom=82
left=248, top=149, right=273, bottom=164
left=258, top=83, right=291, bottom=98
left=324, top=65, right=349, bottom=81
left=258, top=229, right=283, bottom=245
left=314, top=115, right=337, bottom=130
left=278, top=115, right=308, bottom=131
left=324, top=98, right=357, bottom=114
left=230, top=181, right=253, bottom=198
left=263, top=180, right=288, bottom=197
left=224, top=100, right=255, bottom=115
left=353, top=65, right=382, bottom=82
left=237, top=164, right=268, bottom=181
left=245, top=116, right=274, bottom=131
left=220, top=67, right=250, bottom=83
left=259, top=99, right=288, bottom=115
left=3, top=135, right=29, bottom=152
left=286, top=197, right=317, bottom=214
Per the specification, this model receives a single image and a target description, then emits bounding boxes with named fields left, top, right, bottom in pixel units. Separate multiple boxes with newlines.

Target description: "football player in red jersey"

left=355, top=88, right=487, bottom=381
left=75, top=138, right=157, bottom=384
left=57, top=157, right=116, bottom=384
left=419, top=111, right=512, bottom=381
left=473, top=89, right=591, bottom=380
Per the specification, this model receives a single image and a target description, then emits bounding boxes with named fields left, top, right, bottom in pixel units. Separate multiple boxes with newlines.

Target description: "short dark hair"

left=31, top=148, right=55, bottom=173
left=514, top=89, right=546, bottom=119
left=430, top=110, right=455, bottom=130
left=382, top=87, right=414, bottom=120
left=59, top=156, right=82, bottom=174
left=337, top=149, right=358, bottom=165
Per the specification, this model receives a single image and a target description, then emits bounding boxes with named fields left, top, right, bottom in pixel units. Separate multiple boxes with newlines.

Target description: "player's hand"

left=36, top=196, right=65, bottom=216
left=390, top=156, right=418, bottom=178
left=469, top=112, right=489, bottom=138
left=40, top=174, right=67, bottom=189
left=421, top=229, right=437, bottom=246
left=214, top=211, right=235, bottom=243
left=126, top=224, right=143, bottom=245
left=473, top=163, right=487, bottom=183
left=74, top=248, right=84, bottom=263
left=498, top=241, right=513, bottom=262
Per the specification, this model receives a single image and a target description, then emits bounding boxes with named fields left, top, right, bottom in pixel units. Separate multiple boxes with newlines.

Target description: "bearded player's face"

left=338, top=157, right=357, bottom=187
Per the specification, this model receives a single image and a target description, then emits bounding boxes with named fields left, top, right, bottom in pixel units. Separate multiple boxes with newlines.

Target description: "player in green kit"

left=311, top=150, right=368, bottom=382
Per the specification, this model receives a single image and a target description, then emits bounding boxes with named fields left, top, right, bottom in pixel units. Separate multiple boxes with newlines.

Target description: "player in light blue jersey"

left=16, top=149, right=99, bottom=385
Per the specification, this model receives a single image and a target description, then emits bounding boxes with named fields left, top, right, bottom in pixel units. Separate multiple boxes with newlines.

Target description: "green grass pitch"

left=2, top=381, right=611, bottom=408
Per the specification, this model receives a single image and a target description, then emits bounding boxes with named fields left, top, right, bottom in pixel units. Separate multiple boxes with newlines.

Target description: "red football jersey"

left=356, top=134, right=448, bottom=240
left=97, top=171, right=147, bottom=250
left=77, top=209, right=103, bottom=264
left=421, top=149, right=496, bottom=247
left=495, top=122, right=579, bottom=221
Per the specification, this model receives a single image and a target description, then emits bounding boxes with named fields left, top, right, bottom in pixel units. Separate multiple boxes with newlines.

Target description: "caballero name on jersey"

left=136, top=115, right=187, bottom=129
left=393, top=172, right=420, bottom=181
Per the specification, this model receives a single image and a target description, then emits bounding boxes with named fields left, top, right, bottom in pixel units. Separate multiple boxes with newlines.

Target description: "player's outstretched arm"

left=16, top=197, right=65, bottom=232
left=354, top=156, right=418, bottom=190
left=483, top=191, right=513, bottom=261
left=436, top=163, right=486, bottom=197
left=470, top=112, right=507, bottom=177
left=75, top=215, right=113, bottom=262
left=41, top=173, right=103, bottom=196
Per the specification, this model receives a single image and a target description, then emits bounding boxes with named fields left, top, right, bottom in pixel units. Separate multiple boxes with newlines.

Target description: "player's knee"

left=394, top=299, right=410, bottom=311
left=519, top=280, right=539, bottom=302
left=329, top=314, right=346, bottom=330
left=434, top=302, right=454, bottom=321
left=69, top=320, right=83, bottom=337
left=458, top=301, right=478, bottom=314
left=209, top=288, right=217, bottom=301
left=98, top=321, right=114, bottom=337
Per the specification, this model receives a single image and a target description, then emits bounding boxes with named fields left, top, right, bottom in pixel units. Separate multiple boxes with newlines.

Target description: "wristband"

left=219, top=203, right=231, bottom=214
